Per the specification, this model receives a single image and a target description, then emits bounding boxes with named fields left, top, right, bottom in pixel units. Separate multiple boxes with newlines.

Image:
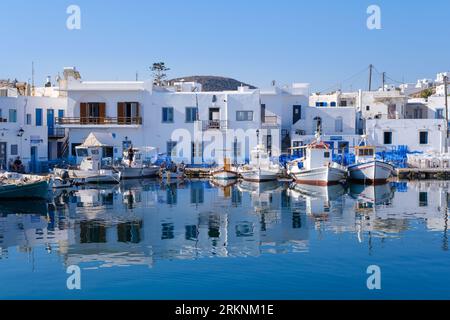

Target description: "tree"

left=150, top=62, right=170, bottom=86
left=420, top=88, right=433, bottom=99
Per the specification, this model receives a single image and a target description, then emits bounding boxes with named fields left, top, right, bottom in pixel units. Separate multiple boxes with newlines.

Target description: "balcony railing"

left=56, top=117, right=142, bottom=125
left=48, top=127, right=66, bottom=139
left=262, top=115, right=280, bottom=127
left=197, top=120, right=228, bottom=131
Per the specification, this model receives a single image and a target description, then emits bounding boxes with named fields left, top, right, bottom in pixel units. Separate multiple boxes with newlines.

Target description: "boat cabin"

left=76, top=132, right=118, bottom=170
left=304, top=142, right=332, bottom=170
left=355, top=146, right=376, bottom=163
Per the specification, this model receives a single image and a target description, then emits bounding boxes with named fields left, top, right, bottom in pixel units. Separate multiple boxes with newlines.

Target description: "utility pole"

left=445, top=75, right=449, bottom=153
left=368, top=64, right=373, bottom=91
left=382, top=72, right=386, bottom=91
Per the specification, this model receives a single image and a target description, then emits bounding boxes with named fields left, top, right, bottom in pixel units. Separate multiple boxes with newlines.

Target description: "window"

left=383, top=131, right=392, bottom=145
left=330, top=102, right=337, bottom=107
left=9, top=109, right=17, bottom=123
left=324, top=151, right=330, bottom=158
left=419, top=131, right=428, bottom=145
left=315, top=102, right=328, bottom=107
left=436, top=109, right=444, bottom=119
left=341, top=100, right=347, bottom=107
left=26, top=113, right=32, bottom=125
left=366, top=106, right=370, bottom=111
left=236, top=111, right=253, bottom=121
left=10, top=144, right=18, bottom=156
left=162, top=107, right=174, bottom=123
left=35, top=108, right=42, bottom=126
left=185, top=107, right=198, bottom=123
left=167, top=141, right=177, bottom=157
left=58, top=109, right=65, bottom=119
left=335, top=116, right=343, bottom=133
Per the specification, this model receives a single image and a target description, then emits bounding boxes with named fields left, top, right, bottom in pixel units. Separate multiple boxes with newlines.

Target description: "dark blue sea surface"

left=0, top=179, right=449, bottom=299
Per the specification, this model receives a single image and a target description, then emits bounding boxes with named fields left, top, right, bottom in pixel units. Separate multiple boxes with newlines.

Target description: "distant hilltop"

left=168, top=76, right=257, bottom=92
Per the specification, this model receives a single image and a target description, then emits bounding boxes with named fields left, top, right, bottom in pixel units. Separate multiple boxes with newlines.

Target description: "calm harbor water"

left=0, top=179, right=450, bottom=300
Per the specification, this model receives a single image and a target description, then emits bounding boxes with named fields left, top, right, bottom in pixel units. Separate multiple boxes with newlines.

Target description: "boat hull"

left=292, top=166, right=346, bottom=186
left=118, top=166, right=159, bottom=179
left=348, top=160, right=394, bottom=184
left=0, top=180, right=49, bottom=199
left=241, top=169, right=278, bottom=182
left=211, top=170, right=238, bottom=180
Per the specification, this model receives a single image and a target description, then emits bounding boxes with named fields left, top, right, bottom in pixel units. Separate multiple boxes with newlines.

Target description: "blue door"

left=47, top=109, right=54, bottom=135
left=30, top=146, right=38, bottom=173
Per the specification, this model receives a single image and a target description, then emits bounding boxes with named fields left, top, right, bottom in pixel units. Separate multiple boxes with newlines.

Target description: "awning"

left=79, top=132, right=117, bottom=148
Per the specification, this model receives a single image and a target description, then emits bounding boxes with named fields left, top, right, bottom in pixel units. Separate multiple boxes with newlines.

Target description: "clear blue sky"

left=0, top=0, right=449, bottom=92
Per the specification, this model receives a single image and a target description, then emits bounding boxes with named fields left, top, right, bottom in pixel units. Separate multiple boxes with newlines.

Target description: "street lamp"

left=17, top=128, right=24, bottom=137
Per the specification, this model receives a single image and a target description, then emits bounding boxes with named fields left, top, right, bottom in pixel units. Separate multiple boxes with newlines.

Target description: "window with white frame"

left=236, top=111, right=253, bottom=121
left=9, top=109, right=17, bottom=123
left=10, top=144, right=18, bottom=156
left=185, top=107, right=198, bottom=123
left=162, top=107, right=174, bottom=123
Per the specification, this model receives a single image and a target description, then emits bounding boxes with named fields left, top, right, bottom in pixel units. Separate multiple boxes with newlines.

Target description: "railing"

left=198, top=120, right=228, bottom=131
left=48, top=127, right=66, bottom=139
left=56, top=117, right=142, bottom=125
left=262, top=116, right=280, bottom=126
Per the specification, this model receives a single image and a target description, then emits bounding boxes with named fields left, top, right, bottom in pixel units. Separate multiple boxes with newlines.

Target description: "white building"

left=366, top=118, right=446, bottom=153
left=58, top=71, right=310, bottom=164
left=0, top=95, right=67, bottom=171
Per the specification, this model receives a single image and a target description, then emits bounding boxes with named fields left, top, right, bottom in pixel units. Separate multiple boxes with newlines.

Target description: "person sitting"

left=13, top=157, right=24, bottom=173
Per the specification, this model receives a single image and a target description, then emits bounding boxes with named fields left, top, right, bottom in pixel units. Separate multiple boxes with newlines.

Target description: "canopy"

left=79, top=132, right=117, bottom=148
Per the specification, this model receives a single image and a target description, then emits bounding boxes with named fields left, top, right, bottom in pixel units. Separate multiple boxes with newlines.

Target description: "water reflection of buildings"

left=61, top=180, right=310, bottom=267
left=1, top=179, right=450, bottom=265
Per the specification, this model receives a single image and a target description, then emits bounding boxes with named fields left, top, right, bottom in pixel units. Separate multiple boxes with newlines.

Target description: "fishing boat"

left=348, top=145, right=394, bottom=184
left=287, top=133, right=347, bottom=186
left=0, top=172, right=49, bottom=199
left=239, top=145, right=280, bottom=182
left=54, top=132, right=121, bottom=185
left=116, top=147, right=159, bottom=179
left=159, top=161, right=185, bottom=181
left=210, top=158, right=238, bottom=180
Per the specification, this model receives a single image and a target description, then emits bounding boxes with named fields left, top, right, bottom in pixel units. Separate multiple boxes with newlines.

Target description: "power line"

left=317, top=65, right=370, bottom=93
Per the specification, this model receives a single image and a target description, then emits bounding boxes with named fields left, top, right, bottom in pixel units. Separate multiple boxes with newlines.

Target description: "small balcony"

left=56, top=116, right=143, bottom=126
left=197, top=120, right=228, bottom=131
left=48, top=127, right=66, bottom=139
left=262, top=115, right=280, bottom=127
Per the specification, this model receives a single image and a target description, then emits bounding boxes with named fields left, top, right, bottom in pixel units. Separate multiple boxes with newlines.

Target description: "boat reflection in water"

left=1, top=180, right=450, bottom=270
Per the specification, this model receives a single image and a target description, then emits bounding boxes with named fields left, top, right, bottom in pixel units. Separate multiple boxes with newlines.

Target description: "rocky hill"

left=169, top=76, right=256, bottom=92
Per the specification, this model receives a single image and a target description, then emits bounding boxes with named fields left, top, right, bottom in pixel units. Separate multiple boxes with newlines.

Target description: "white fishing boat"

left=0, top=172, right=49, bottom=199
left=116, top=147, right=159, bottom=179
left=287, top=133, right=347, bottom=186
left=239, top=145, right=280, bottom=182
left=54, top=132, right=121, bottom=185
left=348, top=145, right=394, bottom=184
left=210, top=158, right=238, bottom=180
